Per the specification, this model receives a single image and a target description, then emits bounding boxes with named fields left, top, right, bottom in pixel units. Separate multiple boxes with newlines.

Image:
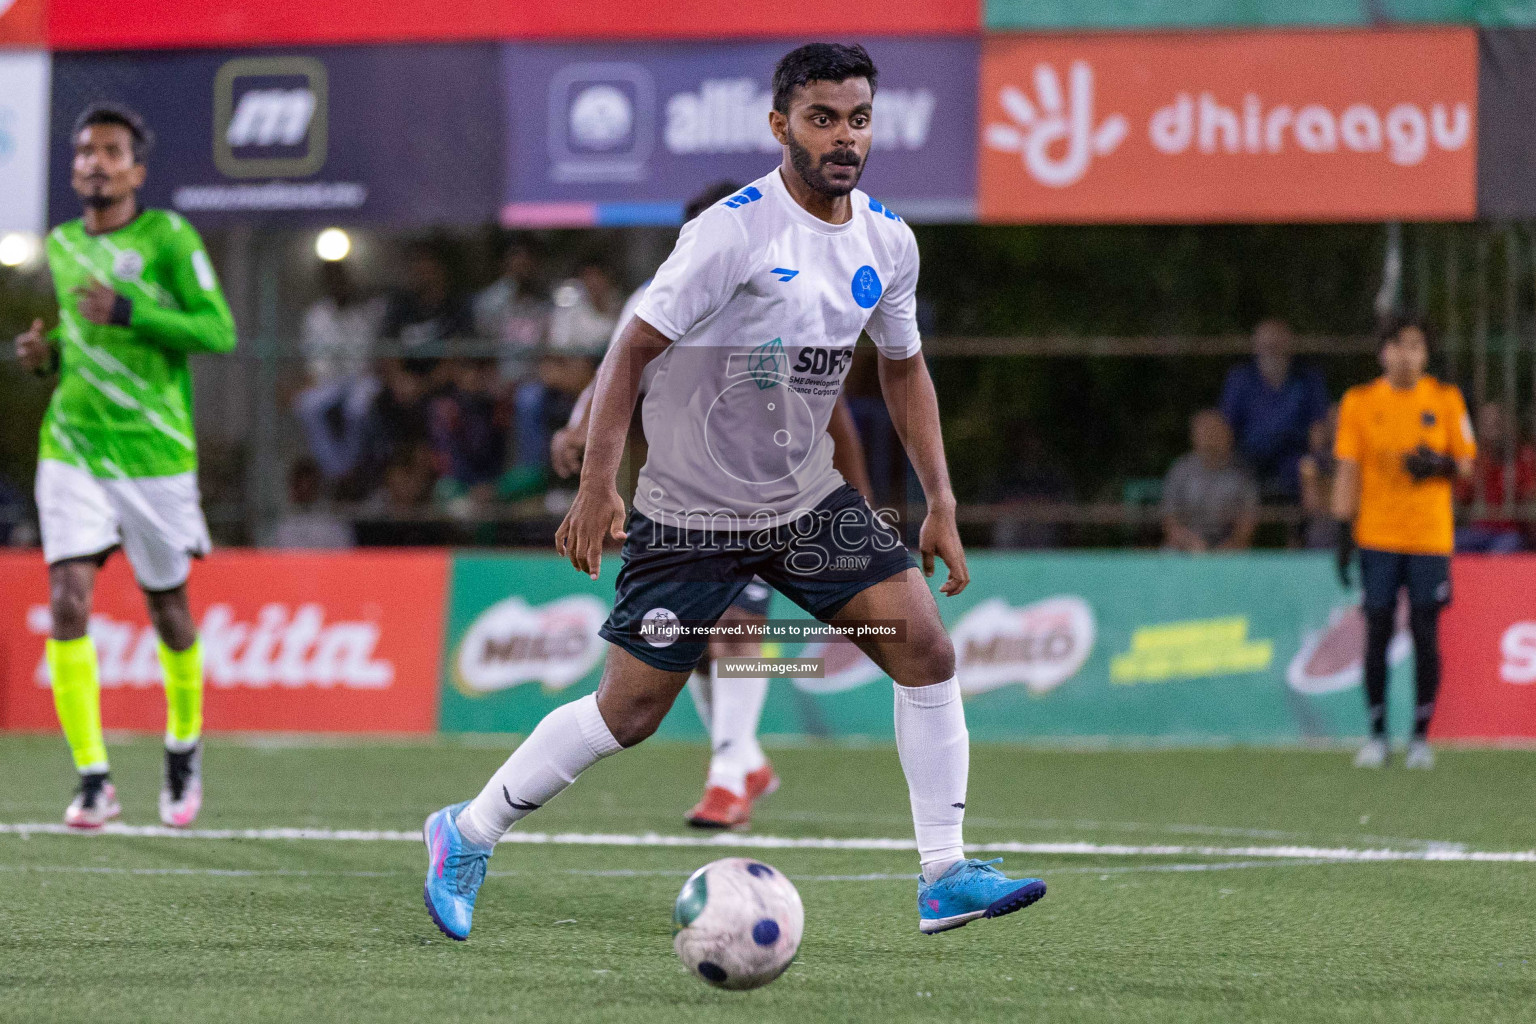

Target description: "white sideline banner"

left=0, top=50, right=50, bottom=234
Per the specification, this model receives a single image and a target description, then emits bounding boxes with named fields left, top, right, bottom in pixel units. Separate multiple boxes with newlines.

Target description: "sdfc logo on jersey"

left=851, top=265, right=883, bottom=308
left=213, top=56, right=329, bottom=179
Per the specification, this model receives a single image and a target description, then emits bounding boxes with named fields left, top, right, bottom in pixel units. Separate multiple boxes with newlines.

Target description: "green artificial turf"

left=1, top=735, right=1534, bottom=1023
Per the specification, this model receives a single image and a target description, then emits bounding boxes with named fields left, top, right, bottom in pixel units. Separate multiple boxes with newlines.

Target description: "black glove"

left=1403, top=444, right=1458, bottom=482
left=1335, top=519, right=1356, bottom=588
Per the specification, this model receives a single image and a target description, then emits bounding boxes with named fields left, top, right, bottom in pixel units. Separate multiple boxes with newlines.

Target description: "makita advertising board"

left=500, top=37, right=978, bottom=226
left=0, top=551, right=447, bottom=733
left=47, top=45, right=503, bottom=226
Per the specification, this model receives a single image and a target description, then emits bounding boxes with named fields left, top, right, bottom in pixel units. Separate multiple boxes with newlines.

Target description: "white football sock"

left=685, top=668, right=713, bottom=730
left=894, top=677, right=968, bottom=883
left=456, top=693, right=622, bottom=847
left=706, top=661, right=768, bottom=797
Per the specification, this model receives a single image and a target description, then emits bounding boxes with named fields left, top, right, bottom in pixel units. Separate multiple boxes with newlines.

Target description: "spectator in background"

left=1455, top=401, right=1535, bottom=553
left=354, top=442, right=452, bottom=546
left=512, top=260, right=621, bottom=471
left=430, top=358, right=511, bottom=507
left=261, top=458, right=355, bottom=550
left=0, top=473, right=36, bottom=547
left=1298, top=405, right=1340, bottom=549
left=1163, top=409, right=1259, bottom=552
left=473, top=239, right=550, bottom=384
left=1220, top=319, right=1328, bottom=501
left=381, top=244, right=473, bottom=378
left=294, top=261, right=385, bottom=485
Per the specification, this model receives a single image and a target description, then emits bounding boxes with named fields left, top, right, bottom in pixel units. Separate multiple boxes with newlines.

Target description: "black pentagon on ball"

left=746, top=862, right=774, bottom=879
left=697, top=961, right=728, bottom=983
left=752, top=919, right=781, bottom=946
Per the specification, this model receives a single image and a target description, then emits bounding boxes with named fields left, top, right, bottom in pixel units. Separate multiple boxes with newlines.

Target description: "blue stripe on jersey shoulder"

left=867, top=196, right=903, bottom=222
left=721, top=186, right=764, bottom=209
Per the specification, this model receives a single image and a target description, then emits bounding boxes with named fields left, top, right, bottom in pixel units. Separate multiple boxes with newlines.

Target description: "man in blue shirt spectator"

left=1220, top=319, right=1329, bottom=501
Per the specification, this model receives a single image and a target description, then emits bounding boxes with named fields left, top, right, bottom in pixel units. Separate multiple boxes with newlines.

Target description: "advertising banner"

left=1432, top=555, right=1536, bottom=740
left=46, top=0, right=978, bottom=52
left=47, top=45, right=503, bottom=226
left=0, top=0, right=45, bottom=47
left=0, top=550, right=448, bottom=733
left=1476, top=29, right=1536, bottom=218
left=986, top=0, right=1535, bottom=31
left=0, top=50, right=49, bottom=234
left=501, top=38, right=978, bottom=226
left=439, top=551, right=1427, bottom=743
left=978, top=29, right=1478, bottom=223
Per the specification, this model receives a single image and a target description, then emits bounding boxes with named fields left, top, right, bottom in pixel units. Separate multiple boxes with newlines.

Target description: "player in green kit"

left=13, top=103, right=235, bottom=829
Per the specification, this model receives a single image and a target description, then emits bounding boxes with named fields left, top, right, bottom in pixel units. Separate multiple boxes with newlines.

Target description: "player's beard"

left=787, top=128, right=864, bottom=199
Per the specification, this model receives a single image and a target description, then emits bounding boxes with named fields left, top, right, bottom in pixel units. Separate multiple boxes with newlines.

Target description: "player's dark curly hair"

left=772, top=43, right=878, bottom=114
left=1375, top=311, right=1434, bottom=351
left=73, top=102, right=155, bottom=164
left=684, top=181, right=742, bottom=221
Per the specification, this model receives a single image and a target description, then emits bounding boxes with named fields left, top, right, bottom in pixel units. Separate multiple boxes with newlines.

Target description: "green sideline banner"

left=440, top=552, right=1419, bottom=742
left=986, top=0, right=1536, bottom=30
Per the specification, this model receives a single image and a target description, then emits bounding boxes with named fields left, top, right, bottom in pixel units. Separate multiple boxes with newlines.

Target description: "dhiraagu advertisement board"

left=439, top=552, right=1418, bottom=743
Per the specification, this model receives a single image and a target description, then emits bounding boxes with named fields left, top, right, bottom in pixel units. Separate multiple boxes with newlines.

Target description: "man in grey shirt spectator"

left=1163, top=409, right=1259, bottom=552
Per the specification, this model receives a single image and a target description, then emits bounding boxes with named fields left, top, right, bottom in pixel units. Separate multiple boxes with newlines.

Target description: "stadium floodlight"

left=315, top=228, right=351, bottom=262
left=0, top=232, right=40, bottom=268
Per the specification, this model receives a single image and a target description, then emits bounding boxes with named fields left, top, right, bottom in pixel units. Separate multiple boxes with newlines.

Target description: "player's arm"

left=826, top=396, right=874, bottom=501
left=1329, top=392, right=1363, bottom=586
left=14, top=319, right=59, bottom=376
left=877, top=351, right=967, bottom=595
left=555, top=317, right=670, bottom=577
left=81, top=221, right=236, bottom=354
left=551, top=379, right=596, bottom=479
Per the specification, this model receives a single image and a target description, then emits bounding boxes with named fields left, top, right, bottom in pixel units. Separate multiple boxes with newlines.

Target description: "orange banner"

left=979, top=28, right=1478, bottom=223
left=0, top=550, right=447, bottom=733
left=0, top=0, right=46, bottom=46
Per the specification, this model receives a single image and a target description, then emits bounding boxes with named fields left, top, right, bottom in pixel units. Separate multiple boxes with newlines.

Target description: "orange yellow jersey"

left=1335, top=376, right=1475, bottom=555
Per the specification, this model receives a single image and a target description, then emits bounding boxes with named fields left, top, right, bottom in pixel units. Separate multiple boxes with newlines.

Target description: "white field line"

left=0, top=860, right=1335, bottom=882
left=0, top=822, right=1532, bottom=863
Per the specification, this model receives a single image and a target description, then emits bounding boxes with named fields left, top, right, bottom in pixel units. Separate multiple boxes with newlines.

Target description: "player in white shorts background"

left=550, top=182, right=877, bottom=829
left=425, top=43, right=1046, bottom=942
left=13, top=103, right=235, bottom=830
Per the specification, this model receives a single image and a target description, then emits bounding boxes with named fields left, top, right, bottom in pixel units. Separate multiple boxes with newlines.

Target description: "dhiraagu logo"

left=1110, top=615, right=1272, bottom=684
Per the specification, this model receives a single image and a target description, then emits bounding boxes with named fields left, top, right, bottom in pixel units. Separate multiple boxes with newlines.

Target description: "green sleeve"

left=129, top=221, right=237, bottom=355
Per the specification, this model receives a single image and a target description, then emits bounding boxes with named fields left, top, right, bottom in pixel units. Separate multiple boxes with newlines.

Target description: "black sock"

left=1409, top=605, right=1442, bottom=740
left=1363, top=605, right=1394, bottom=740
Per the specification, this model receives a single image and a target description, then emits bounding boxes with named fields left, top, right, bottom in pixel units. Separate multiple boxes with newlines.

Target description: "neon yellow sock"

left=159, top=638, right=204, bottom=751
left=46, top=637, right=109, bottom=773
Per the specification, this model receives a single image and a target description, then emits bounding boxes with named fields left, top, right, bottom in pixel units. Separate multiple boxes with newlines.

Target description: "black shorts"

left=598, top=484, right=917, bottom=672
left=1359, top=548, right=1452, bottom=611
left=730, top=578, right=773, bottom=618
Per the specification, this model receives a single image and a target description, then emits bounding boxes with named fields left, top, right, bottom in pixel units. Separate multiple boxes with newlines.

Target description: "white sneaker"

left=64, top=776, right=121, bottom=830
left=1404, top=740, right=1436, bottom=770
left=1353, top=739, right=1387, bottom=768
left=159, top=744, right=203, bottom=828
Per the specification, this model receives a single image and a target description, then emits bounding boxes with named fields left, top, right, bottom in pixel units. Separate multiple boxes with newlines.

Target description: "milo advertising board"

left=439, top=552, right=1419, bottom=741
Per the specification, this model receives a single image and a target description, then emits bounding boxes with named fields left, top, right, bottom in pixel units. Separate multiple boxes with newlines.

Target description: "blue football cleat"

left=917, top=858, right=1046, bottom=934
left=423, top=801, right=494, bottom=941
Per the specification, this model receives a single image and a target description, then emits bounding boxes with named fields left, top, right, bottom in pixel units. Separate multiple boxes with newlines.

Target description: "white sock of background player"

left=894, top=676, right=968, bottom=883
left=706, top=659, right=769, bottom=796
left=455, top=693, right=621, bottom=846
left=685, top=668, right=713, bottom=730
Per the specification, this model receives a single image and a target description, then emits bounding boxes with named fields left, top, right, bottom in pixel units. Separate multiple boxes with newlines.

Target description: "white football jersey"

left=631, top=167, right=921, bottom=527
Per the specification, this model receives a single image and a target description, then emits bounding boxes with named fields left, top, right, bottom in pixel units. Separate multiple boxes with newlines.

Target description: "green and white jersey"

left=39, top=209, right=236, bottom=480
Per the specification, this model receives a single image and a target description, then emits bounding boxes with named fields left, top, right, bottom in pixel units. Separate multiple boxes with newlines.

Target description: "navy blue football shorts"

left=598, top=484, right=917, bottom=672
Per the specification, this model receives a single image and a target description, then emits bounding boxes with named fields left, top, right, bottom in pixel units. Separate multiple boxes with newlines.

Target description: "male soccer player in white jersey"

left=13, top=103, right=235, bottom=829
left=552, top=180, right=876, bottom=829
left=425, top=43, right=1045, bottom=942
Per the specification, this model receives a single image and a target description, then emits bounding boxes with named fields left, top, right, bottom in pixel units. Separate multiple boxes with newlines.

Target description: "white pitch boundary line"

left=2, top=822, right=1534, bottom=863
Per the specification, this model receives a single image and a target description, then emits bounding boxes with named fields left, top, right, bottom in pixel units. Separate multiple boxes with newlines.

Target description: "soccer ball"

left=672, top=857, right=804, bottom=990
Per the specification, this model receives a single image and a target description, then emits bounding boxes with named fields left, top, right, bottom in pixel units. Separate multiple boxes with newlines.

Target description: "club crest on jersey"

left=112, top=250, right=145, bottom=280
left=749, top=338, right=786, bottom=391
left=1421, top=410, right=1437, bottom=426
left=851, top=265, right=882, bottom=309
